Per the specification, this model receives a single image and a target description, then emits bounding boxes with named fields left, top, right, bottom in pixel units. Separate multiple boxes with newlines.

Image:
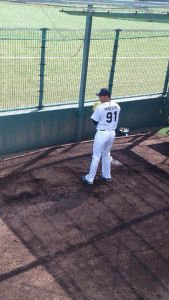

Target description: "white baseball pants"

left=85, top=130, right=115, bottom=184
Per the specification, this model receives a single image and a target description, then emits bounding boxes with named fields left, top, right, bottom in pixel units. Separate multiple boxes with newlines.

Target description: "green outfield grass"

left=0, top=1, right=169, bottom=30
left=0, top=1, right=169, bottom=110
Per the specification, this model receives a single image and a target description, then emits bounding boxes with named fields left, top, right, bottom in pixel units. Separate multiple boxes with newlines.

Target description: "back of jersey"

left=92, top=100, right=121, bottom=131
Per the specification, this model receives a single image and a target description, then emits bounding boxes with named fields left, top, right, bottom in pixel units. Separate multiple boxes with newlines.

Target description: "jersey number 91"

left=106, top=111, right=117, bottom=123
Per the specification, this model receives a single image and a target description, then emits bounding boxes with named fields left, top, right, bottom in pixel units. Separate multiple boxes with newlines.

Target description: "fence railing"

left=0, top=27, right=169, bottom=112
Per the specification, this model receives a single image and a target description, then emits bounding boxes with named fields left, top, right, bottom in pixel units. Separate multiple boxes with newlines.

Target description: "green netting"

left=85, top=30, right=169, bottom=101
left=44, top=29, right=84, bottom=106
left=85, top=30, right=116, bottom=101
left=0, top=28, right=168, bottom=111
left=113, top=30, right=169, bottom=98
left=0, top=28, right=41, bottom=110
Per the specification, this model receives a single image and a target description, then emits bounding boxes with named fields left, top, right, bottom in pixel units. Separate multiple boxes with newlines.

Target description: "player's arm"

left=91, top=105, right=101, bottom=125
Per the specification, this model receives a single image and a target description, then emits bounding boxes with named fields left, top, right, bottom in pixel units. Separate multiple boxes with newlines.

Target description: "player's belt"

left=99, top=129, right=115, bottom=131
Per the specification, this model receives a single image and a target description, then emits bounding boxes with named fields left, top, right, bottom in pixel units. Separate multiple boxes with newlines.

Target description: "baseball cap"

left=96, top=88, right=111, bottom=97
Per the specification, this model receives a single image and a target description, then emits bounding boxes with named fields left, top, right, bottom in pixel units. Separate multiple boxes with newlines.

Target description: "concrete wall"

left=0, top=95, right=168, bottom=156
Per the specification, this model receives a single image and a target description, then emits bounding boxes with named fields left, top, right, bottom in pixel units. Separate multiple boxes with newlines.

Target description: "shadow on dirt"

left=0, top=132, right=169, bottom=299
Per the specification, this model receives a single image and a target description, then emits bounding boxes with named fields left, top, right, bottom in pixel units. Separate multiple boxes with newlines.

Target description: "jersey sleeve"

left=117, top=103, right=121, bottom=113
left=91, top=105, right=101, bottom=122
left=116, top=105, right=121, bottom=124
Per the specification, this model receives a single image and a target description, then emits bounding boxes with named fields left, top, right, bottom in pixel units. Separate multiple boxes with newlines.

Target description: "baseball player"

left=81, top=88, right=121, bottom=185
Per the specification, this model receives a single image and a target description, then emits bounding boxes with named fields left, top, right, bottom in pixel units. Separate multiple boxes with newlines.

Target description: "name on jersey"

left=105, top=106, right=117, bottom=111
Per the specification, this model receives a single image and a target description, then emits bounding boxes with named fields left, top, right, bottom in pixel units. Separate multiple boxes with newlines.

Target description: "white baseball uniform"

left=85, top=100, right=121, bottom=184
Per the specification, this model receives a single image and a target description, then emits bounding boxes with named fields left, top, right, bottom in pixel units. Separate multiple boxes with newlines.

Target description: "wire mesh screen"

left=0, top=29, right=40, bottom=111
left=0, top=28, right=168, bottom=111
left=113, top=30, right=169, bottom=98
left=44, top=29, right=84, bottom=106
left=85, top=29, right=169, bottom=101
left=85, top=30, right=115, bottom=101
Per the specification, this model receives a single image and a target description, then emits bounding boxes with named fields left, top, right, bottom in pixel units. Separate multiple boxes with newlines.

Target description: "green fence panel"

left=0, top=95, right=167, bottom=156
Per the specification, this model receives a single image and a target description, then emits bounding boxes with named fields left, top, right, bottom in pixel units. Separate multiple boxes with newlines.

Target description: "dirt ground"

left=0, top=130, right=169, bottom=300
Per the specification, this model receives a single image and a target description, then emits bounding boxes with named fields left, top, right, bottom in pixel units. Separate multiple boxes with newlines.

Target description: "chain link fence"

left=0, top=28, right=168, bottom=111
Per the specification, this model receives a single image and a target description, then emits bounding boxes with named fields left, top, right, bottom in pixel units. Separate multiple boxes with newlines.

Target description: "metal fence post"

left=162, top=61, right=169, bottom=96
left=39, top=28, right=48, bottom=109
left=77, top=4, right=93, bottom=142
left=167, top=87, right=169, bottom=100
left=108, top=29, right=121, bottom=97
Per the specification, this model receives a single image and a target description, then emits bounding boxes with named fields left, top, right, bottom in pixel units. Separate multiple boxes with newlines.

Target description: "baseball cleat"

left=81, top=176, right=93, bottom=185
left=99, top=175, right=111, bottom=182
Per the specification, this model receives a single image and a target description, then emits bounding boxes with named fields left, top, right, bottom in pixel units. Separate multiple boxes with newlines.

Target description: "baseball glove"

left=116, top=127, right=129, bottom=137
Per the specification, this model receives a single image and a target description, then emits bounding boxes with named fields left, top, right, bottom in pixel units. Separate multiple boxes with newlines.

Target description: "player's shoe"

left=99, top=175, right=111, bottom=182
left=81, top=176, right=93, bottom=185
